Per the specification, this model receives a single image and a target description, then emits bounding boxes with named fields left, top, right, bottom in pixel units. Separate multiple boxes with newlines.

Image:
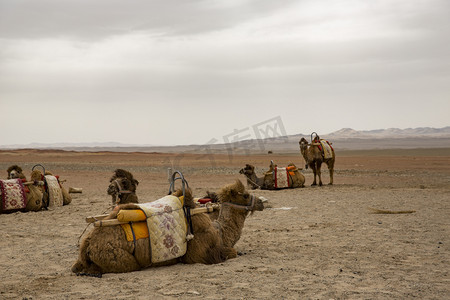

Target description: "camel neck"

left=216, top=206, right=248, bottom=248
left=301, top=147, right=310, bottom=163
left=246, top=173, right=261, bottom=189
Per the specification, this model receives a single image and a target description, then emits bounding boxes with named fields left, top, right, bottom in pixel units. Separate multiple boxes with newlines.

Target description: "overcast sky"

left=1, top=0, right=449, bottom=146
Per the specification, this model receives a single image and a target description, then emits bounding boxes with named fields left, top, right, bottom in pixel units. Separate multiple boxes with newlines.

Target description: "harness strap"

left=221, top=194, right=256, bottom=211
left=129, top=222, right=137, bottom=256
left=114, top=179, right=134, bottom=194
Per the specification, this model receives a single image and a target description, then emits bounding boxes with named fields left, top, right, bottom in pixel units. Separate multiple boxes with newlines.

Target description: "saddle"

left=0, top=179, right=27, bottom=211
left=271, top=166, right=298, bottom=189
left=45, top=175, right=64, bottom=207
left=311, top=133, right=333, bottom=159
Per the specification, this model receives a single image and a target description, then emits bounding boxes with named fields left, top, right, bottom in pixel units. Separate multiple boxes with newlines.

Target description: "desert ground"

left=0, top=148, right=449, bottom=299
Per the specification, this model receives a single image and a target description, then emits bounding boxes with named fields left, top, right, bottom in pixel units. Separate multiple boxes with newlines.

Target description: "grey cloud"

left=0, top=0, right=297, bottom=40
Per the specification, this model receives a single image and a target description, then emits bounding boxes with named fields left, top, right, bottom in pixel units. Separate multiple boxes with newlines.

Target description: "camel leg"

left=328, top=161, right=334, bottom=185
left=75, top=227, right=141, bottom=274
left=222, top=247, right=238, bottom=260
left=311, top=166, right=317, bottom=186
left=316, top=162, right=323, bottom=186
left=71, top=236, right=103, bottom=275
left=88, top=245, right=140, bottom=273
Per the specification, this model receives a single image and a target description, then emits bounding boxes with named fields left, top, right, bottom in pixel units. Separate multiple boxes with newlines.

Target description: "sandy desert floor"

left=0, top=148, right=449, bottom=299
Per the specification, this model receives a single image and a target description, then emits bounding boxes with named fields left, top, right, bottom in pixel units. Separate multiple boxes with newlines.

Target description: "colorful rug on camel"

left=45, top=175, right=63, bottom=207
left=274, top=167, right=291, bottom=189
left=320, top=140, right=334, bottom=159
left=137, top=195, right=187, bottom=263
left=0, top=179, right=27, bottom=211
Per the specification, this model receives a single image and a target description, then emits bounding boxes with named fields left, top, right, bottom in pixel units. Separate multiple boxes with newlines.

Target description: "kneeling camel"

left=72, top=180, right=264, bottom=275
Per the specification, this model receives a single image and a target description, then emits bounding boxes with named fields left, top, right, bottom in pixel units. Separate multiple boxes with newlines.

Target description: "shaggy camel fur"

left=1, top=167, right=44, bottom=213
left=71, top=180, right=264, bottom=275
left=299, top=137, right=335, bottom=186
left=239, top=163, right=305, bottom=189
left=107, top=169, right=139, bottom=205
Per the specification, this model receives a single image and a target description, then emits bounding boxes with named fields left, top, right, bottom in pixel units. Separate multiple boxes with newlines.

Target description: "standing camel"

left=299, top=136, right=335, bottom=186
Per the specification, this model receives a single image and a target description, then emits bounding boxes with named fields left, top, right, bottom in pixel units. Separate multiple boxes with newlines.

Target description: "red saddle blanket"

left=0, top=179, right=27, bottom=211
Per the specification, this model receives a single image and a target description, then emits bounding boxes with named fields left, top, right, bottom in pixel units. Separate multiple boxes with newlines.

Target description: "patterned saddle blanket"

left=0, top=179, right=27, bottom=211
left=274, top=167, right=296, bottom=189
left=136, top=195, right=187, bottom=263
left=45, top=175, right=63, bottom=207
left=319, top=140, right=334, bottom=159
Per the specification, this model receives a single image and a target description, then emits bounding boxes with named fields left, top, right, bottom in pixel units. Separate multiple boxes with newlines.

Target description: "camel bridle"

left=221, top=194, right=257, bottom=212
left=113, top=179, right=134, bottom=194
left=110, top=179, right=135, bottom=205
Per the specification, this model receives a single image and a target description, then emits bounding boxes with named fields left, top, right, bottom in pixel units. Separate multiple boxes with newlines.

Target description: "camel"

left=239, top=164, right=269, bottom=189
left=71, top=180, right=264, bottom=275
left=1, top=167, right=44, bottom=213
left=299, top=134, right=335, bottom=186
left=107, top=169, right=139, bottom=205
left=30, top=165, right=72, bottom=206
left=239, top=162, right=305, bottom=190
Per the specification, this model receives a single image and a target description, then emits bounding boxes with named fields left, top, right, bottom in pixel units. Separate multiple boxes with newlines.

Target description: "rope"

left=244, top=175, right=262, bottom=189
left=77, top=205, right=113, bottom=246
left=77, top=223, right=91, bottom=246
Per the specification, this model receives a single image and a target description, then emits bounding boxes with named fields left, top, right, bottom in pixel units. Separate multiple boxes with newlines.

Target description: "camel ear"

left=234, top=179, right=245, bottom=193
left=219, top=180, right=245, bottom=200
left=134, top=179, right=139, bottom=186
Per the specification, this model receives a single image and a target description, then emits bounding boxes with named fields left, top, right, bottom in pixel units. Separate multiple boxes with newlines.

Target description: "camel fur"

left=199, top=190, right=220, bottom=220
left=239, top=162, right=305, bottom=190
left=299, top=137, right=335, bottom=186
left=71, top=180, right=264, bottom=275
left=107, top=169, right=139, bottom=205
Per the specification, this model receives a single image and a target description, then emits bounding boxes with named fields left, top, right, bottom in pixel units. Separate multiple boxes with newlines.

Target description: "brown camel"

left=30, top=165, right=72, bottom=207
left=299, top=136, right=335, bottom=186
left=239, top=162, right=305, bottom=190
left=71, top=180, right=264, bottom=275
left=107, top=169, right=139, bottom=205
left=1, top=167, right=44, bottom=213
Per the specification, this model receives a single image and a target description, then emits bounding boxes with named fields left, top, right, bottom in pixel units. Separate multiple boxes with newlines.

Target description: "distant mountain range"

left=0, top=141, right=154, bottom=149
left=324, top=126, right=450, bottom=139
left=1, top=127, right=449, bottom=152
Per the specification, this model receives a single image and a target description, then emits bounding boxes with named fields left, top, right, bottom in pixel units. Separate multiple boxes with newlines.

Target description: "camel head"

left=7, top=165, right=26, bottom=180
left=108, top=169, right=139, bottom=205
left=218, top=180, right=265, bottom=214
left=299, top=137, right=309, bottom=153
left=239, top=164, right=255, bottom=177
